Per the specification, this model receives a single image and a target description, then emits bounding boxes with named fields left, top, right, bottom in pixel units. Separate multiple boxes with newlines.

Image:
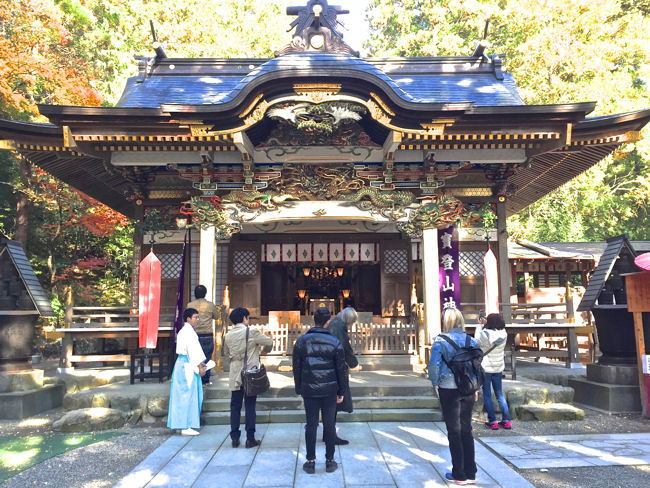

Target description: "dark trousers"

left=304, top=395, right=337, bottom=461
left=197, top=334, right=214, bottom=383
left=438, top=387, right=477, bottom=482
left=230, top=388, right=257, bottom=441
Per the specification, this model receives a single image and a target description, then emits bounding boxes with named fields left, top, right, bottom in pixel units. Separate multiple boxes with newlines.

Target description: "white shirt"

left=176, top=323, right=206, bottom=367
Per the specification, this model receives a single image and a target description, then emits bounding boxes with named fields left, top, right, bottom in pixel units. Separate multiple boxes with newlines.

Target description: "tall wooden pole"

left=496, top=199, right=511, bottom=321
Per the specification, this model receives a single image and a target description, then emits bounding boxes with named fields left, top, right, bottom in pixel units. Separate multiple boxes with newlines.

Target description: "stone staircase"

left=202, top=355, right=442, bottom=425
left=202, top=355, right=586, bottom=425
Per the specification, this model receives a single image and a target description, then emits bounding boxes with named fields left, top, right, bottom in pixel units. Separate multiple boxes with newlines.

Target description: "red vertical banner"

left=139, top=250, right=161, bottom=348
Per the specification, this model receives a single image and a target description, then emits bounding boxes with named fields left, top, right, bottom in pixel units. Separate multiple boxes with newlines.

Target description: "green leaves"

left=367, top=0, right=650, bottom=241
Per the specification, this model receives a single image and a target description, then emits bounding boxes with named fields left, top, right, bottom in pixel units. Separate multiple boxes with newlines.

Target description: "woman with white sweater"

left=475, top=313, right=511, bottom=430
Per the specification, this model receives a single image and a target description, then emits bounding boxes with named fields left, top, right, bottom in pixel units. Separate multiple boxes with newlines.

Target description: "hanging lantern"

left=303, top=267, right=311, bottom=277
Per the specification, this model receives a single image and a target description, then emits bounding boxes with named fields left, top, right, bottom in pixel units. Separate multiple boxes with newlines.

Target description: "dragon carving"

left=398, top=194, right=465, bottom=237
left=220, top=190, right=298, bottom=211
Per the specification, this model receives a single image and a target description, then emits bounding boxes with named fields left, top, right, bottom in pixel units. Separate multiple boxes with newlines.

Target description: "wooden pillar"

left=422, top=227, right=440, bottom=342
left=131, top=204, right=144, bottom=310
left=496, top=200, right=511, bottom=321
left=199, top=226, right=217, bottom=303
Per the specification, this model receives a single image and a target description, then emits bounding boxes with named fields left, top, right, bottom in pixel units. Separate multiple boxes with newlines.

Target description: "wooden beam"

left=382, top=130, right=402, bottom=159
left=232, top=131, right=255, bottom=161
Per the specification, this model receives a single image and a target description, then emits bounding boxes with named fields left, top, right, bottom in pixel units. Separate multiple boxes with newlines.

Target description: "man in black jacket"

left=293, top=306, right=348, bottom=474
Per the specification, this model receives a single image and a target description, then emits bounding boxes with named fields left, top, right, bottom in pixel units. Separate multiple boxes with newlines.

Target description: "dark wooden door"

left=228, top=241, right=261, bottom=318
left=380, top=239, right=411, bottom=317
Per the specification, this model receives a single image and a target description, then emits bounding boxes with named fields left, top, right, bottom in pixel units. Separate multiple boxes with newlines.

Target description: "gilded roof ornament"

left=276, top=1, right=359, bottom=57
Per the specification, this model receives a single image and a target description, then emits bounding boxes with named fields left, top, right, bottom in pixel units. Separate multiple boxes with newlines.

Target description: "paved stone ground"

left=116, top=422, right=534, bottom=488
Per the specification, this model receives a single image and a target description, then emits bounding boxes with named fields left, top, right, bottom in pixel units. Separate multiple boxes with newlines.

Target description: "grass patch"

left=0, top=432, right=123, bottom=482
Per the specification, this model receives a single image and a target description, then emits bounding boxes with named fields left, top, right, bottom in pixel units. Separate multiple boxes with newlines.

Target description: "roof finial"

left=277, top=1, right=359, bottom=57
left=149, top=19, right=167, bottom=60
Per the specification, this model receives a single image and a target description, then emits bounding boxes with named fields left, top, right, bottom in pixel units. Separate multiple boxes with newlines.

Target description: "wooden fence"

left=252, top=321, right=418, bottom=356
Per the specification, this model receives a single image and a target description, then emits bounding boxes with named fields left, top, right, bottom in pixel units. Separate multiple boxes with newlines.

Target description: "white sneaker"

left=181, top=428, right=200, bottom=436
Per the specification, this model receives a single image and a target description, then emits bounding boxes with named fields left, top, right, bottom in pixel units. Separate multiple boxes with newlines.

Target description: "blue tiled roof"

left=116, top=53, right=524, bottom=108
left=117, top=75, right=244, bottom=108
left=391, top=73, right=524, bottom=106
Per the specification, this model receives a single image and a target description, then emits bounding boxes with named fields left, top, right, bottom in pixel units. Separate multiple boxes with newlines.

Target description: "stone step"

left=201, top=408, right=443, bottom=425
left=514, top=402, right=585, bottom=421
left=261, top=354, right=418, bottom=372
left=204, top=382, right=434, bottom=400
left=202, top=395, right=438, bottom=412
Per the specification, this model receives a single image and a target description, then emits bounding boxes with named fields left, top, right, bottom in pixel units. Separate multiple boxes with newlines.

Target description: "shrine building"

left=1, top=0, right=649, bottom=354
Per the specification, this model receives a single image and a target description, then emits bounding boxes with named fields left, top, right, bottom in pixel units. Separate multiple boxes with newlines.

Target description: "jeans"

left=482, top=373, right=511, bottom=423
left=197, top=334, right=214, bottom=383
left=230, top=388, right=257, bottom=441
left=303, top=395, right=337, bottom=461
left=438, top=387, right=477, bottom=482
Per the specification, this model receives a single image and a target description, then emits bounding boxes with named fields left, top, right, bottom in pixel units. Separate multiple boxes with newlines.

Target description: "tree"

left=0, top=0, right=293, bottom=313
left=366, top=0, right=650, bottom=241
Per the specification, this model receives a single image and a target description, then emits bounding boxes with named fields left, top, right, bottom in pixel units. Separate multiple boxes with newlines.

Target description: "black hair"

left=194, top=285, right=207, bottom=299
left=183, top=308, right=199, bottom=322
left=229, top=307, right=250, bottom=324
left=485, top=313, right=506, bottom=330
left=313, top=306, right=331, bottom=326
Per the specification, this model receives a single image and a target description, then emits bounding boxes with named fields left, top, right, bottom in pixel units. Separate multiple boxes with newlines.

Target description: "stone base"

left=0, top=384, right=65, bottom=419
left=515, top=403, right=585, bottom=421
left=0, top=369, right=44, bottom=393
left=569, top=377, right=641, bottom=413
left=586, top=363, right=638, bottom=385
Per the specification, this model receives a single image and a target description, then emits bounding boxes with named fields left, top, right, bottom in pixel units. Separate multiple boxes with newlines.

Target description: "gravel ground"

left=1, top=406, right=649, bottom=487
left=0, top=409, right=170, bottom=488
left=474, top=408, right=650, bottom=488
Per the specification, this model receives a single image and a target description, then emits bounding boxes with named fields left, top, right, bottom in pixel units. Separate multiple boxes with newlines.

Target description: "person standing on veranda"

left=428, top=308, right=479, bottom=485
left=187, top=285, right=221, bottom=385
left=223, top=307, right=273, bottom=448
left=293, top=306, right=348, bottom=474
left=167, top=308, right=206, bottom=436
left=325, top=306, right=359, bottom=445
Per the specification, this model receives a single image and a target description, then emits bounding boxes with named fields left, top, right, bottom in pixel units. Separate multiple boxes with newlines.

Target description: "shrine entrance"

left=260, top=262, right=381, bottom=316
left=229, top=230, right=412, bottom=322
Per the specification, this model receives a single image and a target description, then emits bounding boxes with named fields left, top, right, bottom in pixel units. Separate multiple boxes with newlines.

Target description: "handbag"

left=241, top=326, right=270, bottom=396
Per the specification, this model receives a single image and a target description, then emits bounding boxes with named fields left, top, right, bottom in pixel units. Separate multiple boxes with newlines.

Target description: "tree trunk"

left=14, top=156, right=31, bottom=244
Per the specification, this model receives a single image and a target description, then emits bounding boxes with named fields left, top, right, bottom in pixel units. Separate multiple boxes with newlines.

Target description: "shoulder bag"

left=241, top=327, right=270, bottom=397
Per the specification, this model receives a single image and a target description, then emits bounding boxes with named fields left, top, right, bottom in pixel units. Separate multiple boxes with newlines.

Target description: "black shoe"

left=231, top=438, right=240, bottom=448
left=245, top=439, right=261, bottom=448
left=334, top=437, right=349, bottom=445
left=325, top=459, right=338, bottom=473
left=303, top=460, right=315, bottom=474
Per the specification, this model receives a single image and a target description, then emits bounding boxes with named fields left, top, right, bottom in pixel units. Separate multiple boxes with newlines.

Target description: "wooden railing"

left=58, top=306, right=174, bottom=367
left=252, top=321, right=417, bottom=356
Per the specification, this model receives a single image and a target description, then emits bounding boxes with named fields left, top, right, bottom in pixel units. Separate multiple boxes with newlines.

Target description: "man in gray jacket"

left=325, top=306, right=359, bottom=445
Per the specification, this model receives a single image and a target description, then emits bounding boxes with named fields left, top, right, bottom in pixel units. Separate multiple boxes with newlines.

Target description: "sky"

left=331, top=1, right=371, bottom=54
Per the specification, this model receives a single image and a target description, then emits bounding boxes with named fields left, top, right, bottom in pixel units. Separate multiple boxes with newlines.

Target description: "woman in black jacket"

left=292, top=307, right=348, bottom=474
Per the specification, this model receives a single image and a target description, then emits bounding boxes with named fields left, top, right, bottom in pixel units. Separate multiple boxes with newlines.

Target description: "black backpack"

left=440, top=334, right=485, bottom=395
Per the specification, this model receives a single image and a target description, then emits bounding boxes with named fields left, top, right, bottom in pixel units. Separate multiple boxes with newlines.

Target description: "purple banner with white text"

left=439, top=224, right=461, bottom=312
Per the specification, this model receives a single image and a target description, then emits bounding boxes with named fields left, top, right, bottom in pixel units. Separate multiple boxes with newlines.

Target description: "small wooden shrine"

left=0, top=239, right=55, bottom=369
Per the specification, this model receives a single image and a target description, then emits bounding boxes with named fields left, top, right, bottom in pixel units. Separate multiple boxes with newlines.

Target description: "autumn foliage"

left=0, top=0, right=102, bottom=119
